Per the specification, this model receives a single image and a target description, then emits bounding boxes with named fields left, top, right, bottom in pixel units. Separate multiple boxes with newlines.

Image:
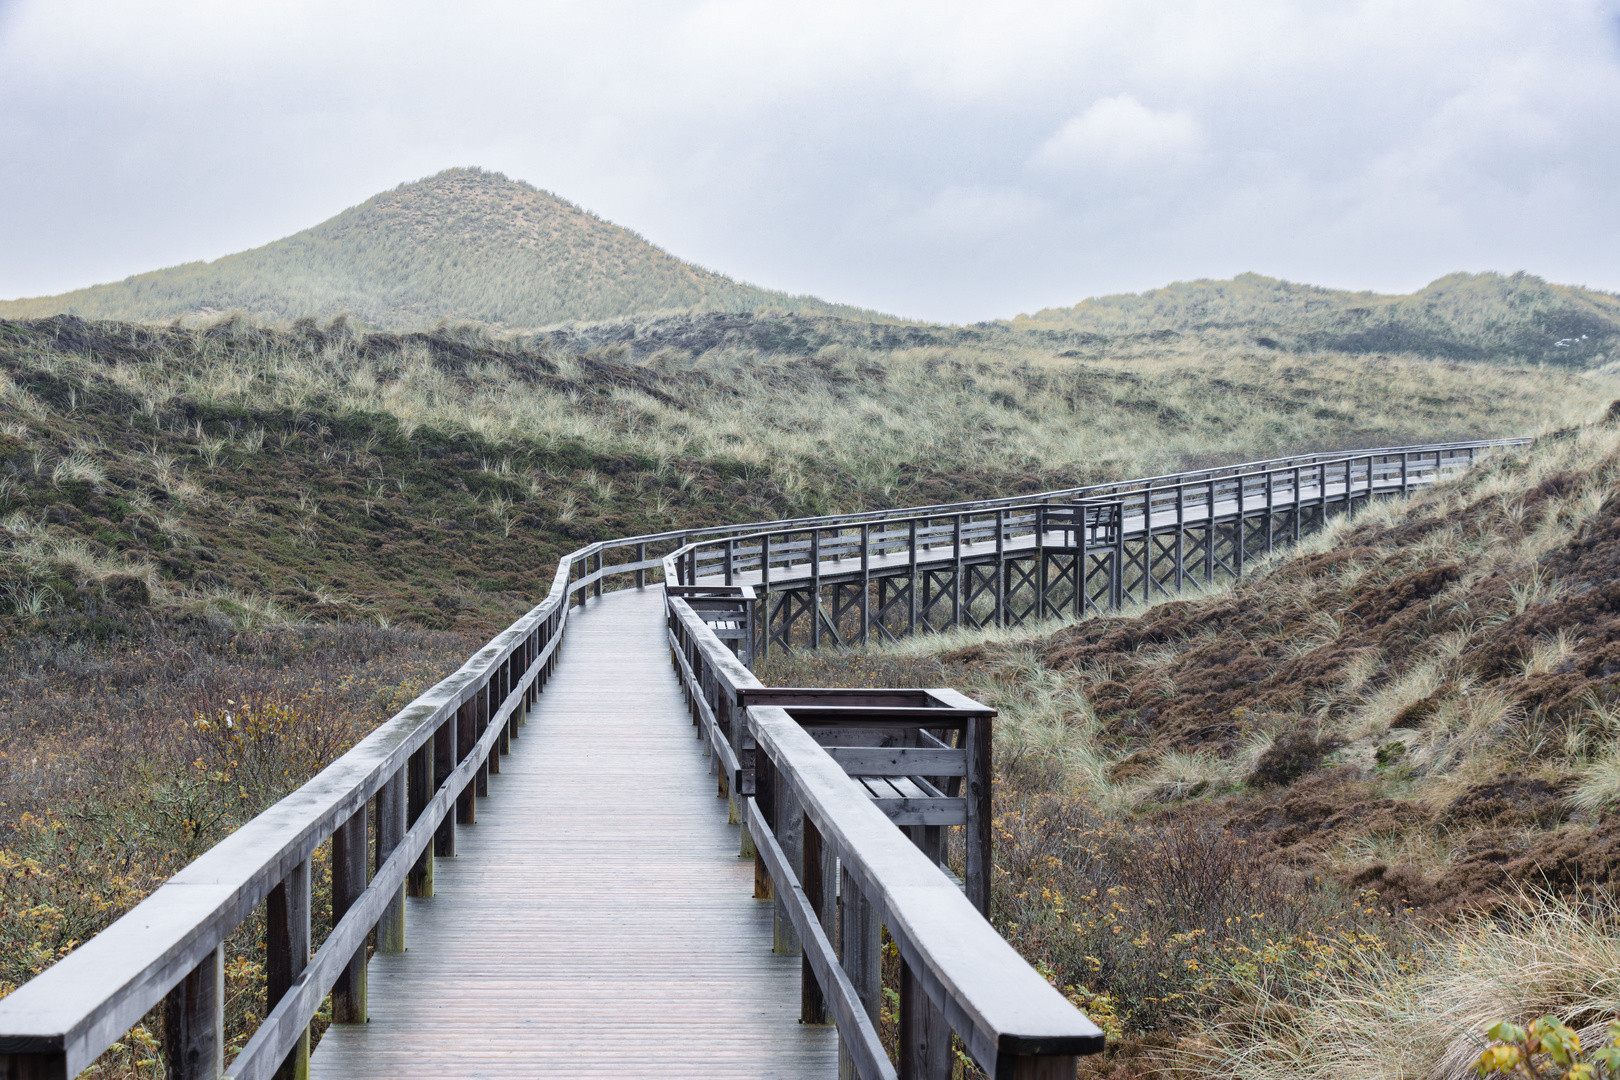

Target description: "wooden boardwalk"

left=311, top=585, right=838, bottom=1078
left=702, top=471, right=1390, bottom=593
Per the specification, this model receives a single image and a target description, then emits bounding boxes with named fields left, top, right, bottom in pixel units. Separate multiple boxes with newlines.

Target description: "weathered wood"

left=901, top=955, right=952, bottom=1080
left=750, top=705, right=1105, bottom=1076
left=456, top=697, right=477, bottom=824
left=330, top=807, right=368, bottom=1025
left=406, top=743, right=433, bottom=898
left=312, top=588, right=838, bottom=1078
left=0, top=1053, right=66, bottom=1080
left=838, top=864, right=882, bottom=1080
left=773, top=773, right=804, bottom=958
left=827, top=747, right=966, bottom=776
left=265, top=861, right=309, bottom=1080
left=745, top=799, right=895, bottom=1080
left=375, top=769, right=407, bottom=953
left=164, top=945, right=223, bottom=1080
left=434, top=717, right=457, bottom=857
left=801, top=814, right=830, bottom=1026
left=965, top=715, right=993, bottom=918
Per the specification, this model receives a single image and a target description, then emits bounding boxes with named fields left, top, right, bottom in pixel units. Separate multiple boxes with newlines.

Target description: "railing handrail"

left=571, top=438, right=1529, bottom=567
left=0, top=561, right=584, bottom=1068
left=660, top=439, right=1525, bottom=584
left=665, top=593, right=1105, bottom=1076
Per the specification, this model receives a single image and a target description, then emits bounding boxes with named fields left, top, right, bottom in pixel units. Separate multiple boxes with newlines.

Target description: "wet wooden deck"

left=311, top=585, right=837, bottom=1078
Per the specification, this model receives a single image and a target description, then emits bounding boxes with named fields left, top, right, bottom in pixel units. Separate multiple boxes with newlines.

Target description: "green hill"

left=0, top=168, right=887, bottom=331
left=1011, top=271, right=1620, bottom=367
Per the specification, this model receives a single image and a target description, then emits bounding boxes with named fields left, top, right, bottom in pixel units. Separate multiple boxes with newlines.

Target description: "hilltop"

left=1011, top=271, right=1620, bottom=368
left=0, top=169, right=886, bottom=331
left=5, top=168, right=1618, bottom=372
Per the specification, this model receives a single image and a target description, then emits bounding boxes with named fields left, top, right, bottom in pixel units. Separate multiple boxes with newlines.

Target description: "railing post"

left=859, top=523, right=870, bottom=647
left=1292, top=467, right=1302, bottom=543
left=801, top=815, right=833, bottom=1026
left=725, top=538, right=735, bottom=586
left=951, top=513, right=963, bottom=628
left=331, top=805, right=368, bottom=1024
left=1035, top=504, right=1048, bottom=619
left=773, top=775, right=803, bottom=958
left=995, top=508, right=1006, bottom=626
left=636, top=541, right=647, bottom=588
left=1205, top=476, right=1216, bottom=586
left=900, top=953, right=952, bottom=1080
left=810, top=529, right=822, bottom=649
left=838, top=868, right=881, bottom=1080
left=475, top=682, right=492, bottom=792
left=965, top=714, right=992, bottom=917
left=456, top=696, right=477, bottom=825
left=760, top=533, right=773, bottom=659
left=499, top=655, right=515, bottom=754
left=907, top=519, right=918, bottom=635
left=376, top=767, right=407, bottom=953
left=1007, top=1055, right=1081, bottom=1079
left=592, top=549, right=603, bottom=598
left=165, top=943, right=225, bottom=1080
left=407, top=742, right=434, bottom=896
left=434, top=716, right=457, bottom=857
left=266, top=859, right=310, bottom=1080
left=1174, top=485, right=1185, bottom=593
left=1234, top=471, right=1246, bottom=577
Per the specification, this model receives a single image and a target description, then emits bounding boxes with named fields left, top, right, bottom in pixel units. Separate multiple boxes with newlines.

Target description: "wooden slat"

left=826, top=747, right=966, bottom=777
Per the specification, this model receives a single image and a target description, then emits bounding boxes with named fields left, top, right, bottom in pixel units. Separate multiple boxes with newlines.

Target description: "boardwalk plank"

left=311, top=586, right=836, bottom=1079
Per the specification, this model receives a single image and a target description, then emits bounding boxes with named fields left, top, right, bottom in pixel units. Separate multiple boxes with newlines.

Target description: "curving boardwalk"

left=311, top=585, right=837, bottom=1079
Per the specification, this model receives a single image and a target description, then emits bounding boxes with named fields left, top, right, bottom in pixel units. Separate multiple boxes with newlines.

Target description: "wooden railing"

left=664, top=587, right=1104, bottom=1079
left=0, top=436, right=1528, bottom=1080
left=669, top=440, right=1517, bottom=590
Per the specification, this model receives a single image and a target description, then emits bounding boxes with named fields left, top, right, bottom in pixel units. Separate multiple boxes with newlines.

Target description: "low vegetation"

left=0, top=293, right=1611, bottom=1076
left=1015, top=271, right=1620, bottom=369
left=760, top=415, right=1620, bottom=1078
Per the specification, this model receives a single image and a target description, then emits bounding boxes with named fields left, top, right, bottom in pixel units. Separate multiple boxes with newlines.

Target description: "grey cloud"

left=1, top=0, right=1618, bottom=323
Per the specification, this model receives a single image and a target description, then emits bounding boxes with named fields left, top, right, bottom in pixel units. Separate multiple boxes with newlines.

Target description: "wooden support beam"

left=965, top=715, right=993, bottom=917
left=165, top=945, right=224, bottom=1080
left=330, top=806, right=368, bottom=1025
left=801, top=816, right=830, bottom=1026
left=374, top=768, right=407, bottom=954
left=406, top=742, right=434, bottom=896
left=838, top=865, right=882, bottom=1080
left=265, top=861, right=309, bottom=1080
left=434, top=717, right=457, bottom=858
left=455, top=698, right=476, bottom=826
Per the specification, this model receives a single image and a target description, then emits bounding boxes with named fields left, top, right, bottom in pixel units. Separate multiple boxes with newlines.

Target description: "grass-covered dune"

left=0, top=310, right=1595, bottom=634
left=0, top=169, right=887, bottom=331
left=763, top=417, right=1620, bottom=1078
left=1013, top=271, right=1620, bottom=369
left=0, top=306, right=1612, bottom=1077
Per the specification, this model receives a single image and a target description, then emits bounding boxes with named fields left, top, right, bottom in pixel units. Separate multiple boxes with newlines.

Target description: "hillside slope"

left=763, top=417, right=1620, bottom=1077
left=0, top=169, right=885, bottom=331
left=1012, top=271, right=1620, bottom=368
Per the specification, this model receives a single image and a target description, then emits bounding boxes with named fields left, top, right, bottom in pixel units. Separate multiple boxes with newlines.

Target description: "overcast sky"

left=2, top=0, right=1618, bottom=323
